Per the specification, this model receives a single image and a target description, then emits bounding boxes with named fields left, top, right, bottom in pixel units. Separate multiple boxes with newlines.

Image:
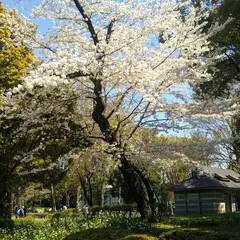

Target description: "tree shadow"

left=158, top=227, right=240, bottom=240
left=63, top=227, right=132, bottom=240
left=63, top=223, right=240, bottom=240
left=63, top=226, right=173, bottom=240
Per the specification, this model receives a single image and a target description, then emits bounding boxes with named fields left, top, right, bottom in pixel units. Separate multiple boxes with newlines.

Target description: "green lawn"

left=1, top=213, right=240, bottom=240
left=63, top=224, right=240, bottom=240
left=64, top=213, right=240, bottom=240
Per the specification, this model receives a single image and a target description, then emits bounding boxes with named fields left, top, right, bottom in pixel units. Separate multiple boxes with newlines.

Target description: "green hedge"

left=90, top=204, right=137, bottom=214
left=169, top=213, right=240, bottom=228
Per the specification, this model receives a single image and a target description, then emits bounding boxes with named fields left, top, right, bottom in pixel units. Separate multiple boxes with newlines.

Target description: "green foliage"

left=158, top=228, right=240, bottom=240
left=50, top=206, right=149, bottom=232
left=0, top=216, right=150, bottom=240
left=90, top=205, right=104, bottom=215
left=168, top=213, right=240, bottom=228
left=1, top=213, right=240, bottom=240
left=27, top=213, right=48, bottom=219
left=64, top=228, right=132, bottom=240
left=108, top=217, right=150, bottom=232
left=194, top=0, right=240, bottom=98
left=88, top=204, right=138, bottom=218
left=153, top=203, right=172, bottom=221
left=0, top=3, right=37, bottom=92
left=0, top=217, right=74, bottom=240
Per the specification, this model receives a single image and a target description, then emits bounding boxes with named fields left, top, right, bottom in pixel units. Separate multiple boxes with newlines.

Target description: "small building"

left=171, top=166, right=240, bottom=215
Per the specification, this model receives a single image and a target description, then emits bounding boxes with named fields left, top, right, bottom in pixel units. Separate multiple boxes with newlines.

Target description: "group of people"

left=15, top=206, right=26, bottom=218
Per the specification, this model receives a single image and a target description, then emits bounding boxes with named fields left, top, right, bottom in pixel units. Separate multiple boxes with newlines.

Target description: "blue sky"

left=2, top=0, right=52, bottom=34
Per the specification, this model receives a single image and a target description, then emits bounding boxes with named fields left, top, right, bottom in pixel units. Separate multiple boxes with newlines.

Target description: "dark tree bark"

left=0, top=176, right=12, bottom=219
left=79, top=176, right=93, bottom=207
left=119, top=156, right=149, bottom=219
left=87, top=176, right=93, bottom=206
left=132, top=165, right=156, bottom=220
left=66, top=193, right=70, bottom=208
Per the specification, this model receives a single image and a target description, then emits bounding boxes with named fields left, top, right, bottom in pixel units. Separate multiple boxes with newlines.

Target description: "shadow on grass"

left=158, top=227, right=240, bottom=240
left=63, top=227, right=132, bottom=240
left=63, top=226, right=240, bottom=240
left=63, top=214, right=240, bottom=240
left=63, top=226, right=172, bottom=240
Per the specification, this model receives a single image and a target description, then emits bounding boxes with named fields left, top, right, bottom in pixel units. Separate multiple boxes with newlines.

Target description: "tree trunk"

left=79, top=176, right=93, bottom=206
left=0, top=179, right=12, bottom=218
left=66, top=192, right=70, bottom=208
left=76, top=186, right=81, bottom=210
left=230, top=115, right=240, bottom=172
left=16, top=190, right=21, bottom=208
left=132, top=165, right=156, bottom=221
left=50, top=183, right=57, bottom=212
left=118, top=181, right=122, bottom=204
left=100, top=183, right=105, bottom=207
left=90, top=76, right=150, bottom=219
left=87, top=177, right=93, bottom=206
left=95, top=182, right=105, bottom=207
left=119, top=156, right=148, bottom=219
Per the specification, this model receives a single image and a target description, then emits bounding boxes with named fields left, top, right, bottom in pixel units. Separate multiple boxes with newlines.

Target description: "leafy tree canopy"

left=0, top=3, right=37, bottom=92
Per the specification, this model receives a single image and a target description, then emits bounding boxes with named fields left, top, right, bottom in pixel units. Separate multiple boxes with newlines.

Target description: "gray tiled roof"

left=170, top=166, right=240, bottom=191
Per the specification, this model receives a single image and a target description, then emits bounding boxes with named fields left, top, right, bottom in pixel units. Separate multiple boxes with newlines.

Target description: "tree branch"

left=91, top=77, right=116, bottom=143
left=127, top=102, right=151, bottom=141
left=106, top=19, right=115, bottom=44
left=66, top=70, right=90, bottom=79
left=73, top=0, right=99, bottom=45
left=106, top=86, right=132, bottom=119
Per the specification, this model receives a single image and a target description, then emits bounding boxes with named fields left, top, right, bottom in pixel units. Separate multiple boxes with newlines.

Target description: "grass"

left=64, top=213, right=240, bottom=239
left=1, top=212, right=240, bottom=239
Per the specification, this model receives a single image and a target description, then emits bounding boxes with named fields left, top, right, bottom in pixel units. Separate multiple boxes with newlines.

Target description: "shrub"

left=109, top=217, right=150, bottom=231
left=89, top=204, right=137, bottom=217
left=169, top=213, right=240, bottom=228
left=153, top=203, right=172, bottom=221
left=27, top=207, right=38, bottom=213
left=158, top=228, right=240, bottom=240
left=90, top=205, right=103, bottom=216
left=27, top=213, right=48, bottom=218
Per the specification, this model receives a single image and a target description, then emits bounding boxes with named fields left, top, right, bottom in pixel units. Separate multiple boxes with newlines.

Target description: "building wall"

left=174, top=192, right=187, bottom=215
left=186, top=192, right=201, bottom=215
left=201, top=191, right=224, bottom=214
left=174, top=190, right=231, bottom=215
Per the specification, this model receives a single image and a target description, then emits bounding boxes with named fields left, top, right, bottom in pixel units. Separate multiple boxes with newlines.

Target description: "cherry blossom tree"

left=3, top=0, right=232, bottom=218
